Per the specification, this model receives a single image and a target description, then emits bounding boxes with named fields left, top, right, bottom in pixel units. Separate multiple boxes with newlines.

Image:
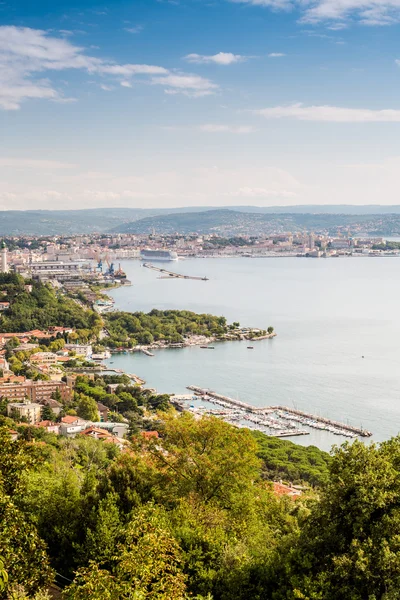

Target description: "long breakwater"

left=187, top=385, right=372, bottom=438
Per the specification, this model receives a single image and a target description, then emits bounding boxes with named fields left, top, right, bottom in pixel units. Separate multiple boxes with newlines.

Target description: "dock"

left=143, top=263, right=208, bottom=281
left=187, top=385, right=372, bottom=438
left=140, top=348, right=154, bottom=357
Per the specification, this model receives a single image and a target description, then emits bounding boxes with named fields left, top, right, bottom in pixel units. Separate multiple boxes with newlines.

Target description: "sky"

left=2, top=0, right=400, bottom=210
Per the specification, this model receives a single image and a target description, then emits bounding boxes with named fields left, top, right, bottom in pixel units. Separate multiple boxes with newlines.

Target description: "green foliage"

left=269, top=438, right=400, bottom=600
left=151, top=412, right=261, bottom=506
left=0, top=428, right=53, bottom=597
left=0, top=279, right=101, bottom=334
left=41, top=405, right=56, bottom=422
left=76, top=394, right=99, bottom=421
left=73, top=374, right=170, bottom=419
left=103, top=309, right=228, bottom=346
left=64, top=505, right=187, bottom=600
left=8, top=402, right=400, bottom=600
left=252, top=431, right=331, bottom=487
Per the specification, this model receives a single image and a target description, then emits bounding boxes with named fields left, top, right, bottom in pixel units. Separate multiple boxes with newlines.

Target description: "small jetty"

left=187, top=386, right=372, bottom=438
left=141, top=348, right=154, bottom=357
left=143, top=263, right=208, bottom=281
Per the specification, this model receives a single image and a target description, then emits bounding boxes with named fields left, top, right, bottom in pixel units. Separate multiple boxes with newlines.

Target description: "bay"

left=105, top=257, right=400, bottom=451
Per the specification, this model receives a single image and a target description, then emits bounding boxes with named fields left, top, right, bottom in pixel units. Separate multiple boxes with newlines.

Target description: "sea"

left=105, top=257, right=400, bottom=451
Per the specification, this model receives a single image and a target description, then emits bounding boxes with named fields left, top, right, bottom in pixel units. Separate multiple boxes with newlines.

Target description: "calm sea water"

left=105, top=257, right=400, bottom=451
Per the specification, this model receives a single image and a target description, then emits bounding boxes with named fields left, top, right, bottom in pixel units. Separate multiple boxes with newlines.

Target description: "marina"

left=186, top=386, right=372, bottom=438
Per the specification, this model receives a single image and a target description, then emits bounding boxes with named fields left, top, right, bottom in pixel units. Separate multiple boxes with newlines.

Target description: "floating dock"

left=187, top=385, right=372, bottom=438
left=143, top=263, right=208, bottom=281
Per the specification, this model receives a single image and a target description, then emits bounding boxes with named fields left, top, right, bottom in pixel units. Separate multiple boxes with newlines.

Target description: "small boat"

left=110, top=362, right=114, bottom=364
left=208, top=346, right=215, bottom=349
left=200, top=345, right=208, bottom=348
left=247, top=346, right=254, bottom=349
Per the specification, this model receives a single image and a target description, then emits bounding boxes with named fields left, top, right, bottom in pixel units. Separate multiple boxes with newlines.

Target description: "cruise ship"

left=140, top=249, right=178, bottom=262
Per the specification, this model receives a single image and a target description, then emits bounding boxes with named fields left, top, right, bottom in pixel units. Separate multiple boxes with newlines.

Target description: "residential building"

left=7, top=402, right=42, bottom=424
left=0, top=380, right=71, bottom=402
left=97, top=402, right=109, bottom=422
left=37, top=420, right=60, bottom=434
left=59, top=415, right=89, bottom=436
left=30, top=352, right=59, bottom=364
left=66, top=373, right=95, bottom=388
left=41, top=398, right=62, bottom=416
left=64, top=344, right=93, bottom=358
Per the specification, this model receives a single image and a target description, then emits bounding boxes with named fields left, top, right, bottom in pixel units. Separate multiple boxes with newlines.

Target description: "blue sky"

left=2, top=0, right=400, bottom=209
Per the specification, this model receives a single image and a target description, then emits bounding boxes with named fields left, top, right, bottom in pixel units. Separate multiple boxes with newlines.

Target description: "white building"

left=0, top=243, right=8, bottom=273
left=7, top=402, right=42, bottom=424
left=64, top=344, right=93, bottom=358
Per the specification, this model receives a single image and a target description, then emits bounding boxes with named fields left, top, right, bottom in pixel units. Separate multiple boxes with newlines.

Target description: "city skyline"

left=2, top=0, right=400, bottom=209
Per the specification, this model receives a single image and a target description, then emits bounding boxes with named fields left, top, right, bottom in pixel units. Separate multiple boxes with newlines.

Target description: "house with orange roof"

left=37, top=420, right=60, bottom=434
left=272, top=482, right=302, bottom=500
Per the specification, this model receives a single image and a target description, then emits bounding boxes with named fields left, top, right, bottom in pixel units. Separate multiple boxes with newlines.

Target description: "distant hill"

left=1, top=205, right=400, bottom=235
left=0, top=208, right=158, bottom=236
left=115, top=209, right=400, bottom=236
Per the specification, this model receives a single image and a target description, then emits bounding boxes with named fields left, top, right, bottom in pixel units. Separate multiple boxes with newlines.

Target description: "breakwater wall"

left=187, top=385, right=372, bottom=438
left=270, top=406, right=372, bottom=437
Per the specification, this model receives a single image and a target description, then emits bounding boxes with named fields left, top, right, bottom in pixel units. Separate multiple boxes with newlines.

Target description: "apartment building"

left=0, top=380, right=71, bottom=402
left=7, top=402, right=42, bottom=424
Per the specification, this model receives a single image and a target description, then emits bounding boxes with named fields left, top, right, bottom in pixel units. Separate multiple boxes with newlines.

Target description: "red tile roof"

left=140, top=431, right=159, bottom=439
left=272, top=482, right=302, bottom=500
left=61, top=415, right=80, bottom=424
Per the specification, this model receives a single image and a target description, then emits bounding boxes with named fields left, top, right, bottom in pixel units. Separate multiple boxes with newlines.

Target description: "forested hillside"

left=1, top=410, right=400, bottom=600
left=0, top=274, right=101, bottom=334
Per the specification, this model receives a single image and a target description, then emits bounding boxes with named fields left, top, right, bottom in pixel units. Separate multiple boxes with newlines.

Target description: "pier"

left=187, top=385, right=372, bottom=438
left=143, top=263, right=209, bottom=281
left=140, top=348, right=154, bottom=357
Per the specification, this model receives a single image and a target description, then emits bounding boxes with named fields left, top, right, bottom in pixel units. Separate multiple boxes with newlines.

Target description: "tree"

left=84, top=493, right=123, bottom=568
left=272, top=438, right=400, bottom=600
left=48, top=338, right=65, bottom=352
left=0, top=428, right=53, bottom=597
left=267, top=326, right=274, bottom=334
left=76, top=395, right=99, bottom=422
left=151, top=412, right=261, bottom=506
left=41, top=405, right=56, bottom=422
left=64, top=505, right=187, bottom=600
left=51, top=387, right=62, bottom=402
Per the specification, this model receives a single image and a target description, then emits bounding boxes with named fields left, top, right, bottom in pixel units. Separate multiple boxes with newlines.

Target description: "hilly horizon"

left=115, top=208, right=400, bottom=237
left=1, top=205, right=400, bottom=235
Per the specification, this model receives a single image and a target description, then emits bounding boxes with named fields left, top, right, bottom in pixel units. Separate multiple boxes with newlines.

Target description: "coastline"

left=108, top=332, right=277, bottom=354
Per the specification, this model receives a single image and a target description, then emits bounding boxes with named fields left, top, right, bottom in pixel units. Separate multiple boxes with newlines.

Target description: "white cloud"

left=124, top=25, right=144, bottom=34
left=184, top=52, right=247, bottom=65
left=254, top=103, right=400, bottom=122
left=0, top=26, right=218, bottom=109
left=233, top=187, right=297, bottom=197
left=0, top=158, right=75, bottom=169
left=120, top=80, right=132, bottom=88
left=268, top=52, right=286, bottom=57
left=199, top=124, right=255, bottom=133
left=154, top=73, right=218, bottom=97
left=229, top=0, right=400, bottom=26
left=97, top=64, right=168, bottom=76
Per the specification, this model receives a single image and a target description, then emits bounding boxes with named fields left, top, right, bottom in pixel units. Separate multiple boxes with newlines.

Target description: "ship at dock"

left=140, top=249, right=178, bottom=262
